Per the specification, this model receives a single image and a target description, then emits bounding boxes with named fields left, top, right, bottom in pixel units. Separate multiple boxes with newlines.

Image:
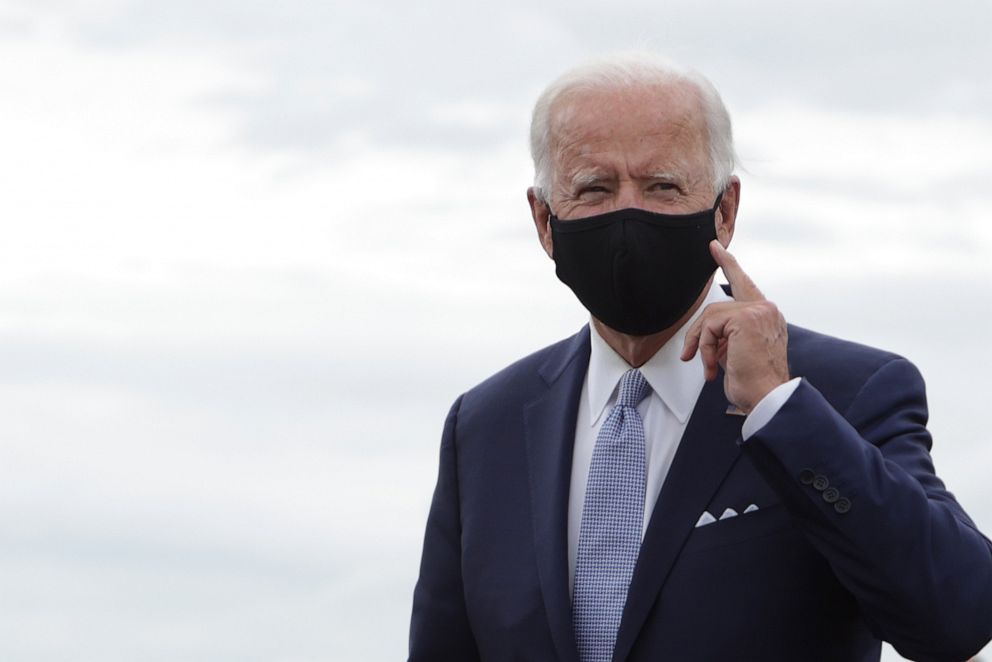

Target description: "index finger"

left=710, top=240, right=764, bottom=302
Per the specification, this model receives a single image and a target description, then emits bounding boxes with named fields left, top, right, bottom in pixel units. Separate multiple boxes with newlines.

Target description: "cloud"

left=24, top=0, right=983, bottom=181
left=0, top=2, right=990, bottom=660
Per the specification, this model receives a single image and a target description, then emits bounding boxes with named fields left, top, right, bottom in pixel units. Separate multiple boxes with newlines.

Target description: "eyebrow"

left=645, top=171, right=684, bottom=184
left=568, top=170, right=613, bottom=189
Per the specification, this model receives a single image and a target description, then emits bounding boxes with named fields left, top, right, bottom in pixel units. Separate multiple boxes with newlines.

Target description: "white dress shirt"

left=566, top=280, right=800, bottom=591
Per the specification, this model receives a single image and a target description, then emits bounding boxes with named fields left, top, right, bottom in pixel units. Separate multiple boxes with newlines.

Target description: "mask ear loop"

left=546, top=201, right=559, bottom=222
left=711, top=190, right=725, bottom=211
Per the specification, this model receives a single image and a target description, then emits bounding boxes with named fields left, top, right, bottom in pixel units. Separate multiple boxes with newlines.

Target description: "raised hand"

left=681, top=241, right=790, bottom=413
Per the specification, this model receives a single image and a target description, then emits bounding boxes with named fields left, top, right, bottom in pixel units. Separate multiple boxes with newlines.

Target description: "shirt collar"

left=586, top=280, right=732, bottom=426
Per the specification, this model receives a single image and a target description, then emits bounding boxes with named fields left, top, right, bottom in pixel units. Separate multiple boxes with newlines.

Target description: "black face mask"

left=550, top=194, right=723, bottom=336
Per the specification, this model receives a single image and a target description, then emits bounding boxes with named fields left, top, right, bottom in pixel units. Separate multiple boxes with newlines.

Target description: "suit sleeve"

left=408, top=395, right=481, bottom=662
left=744, top=358, right=992, bottom=662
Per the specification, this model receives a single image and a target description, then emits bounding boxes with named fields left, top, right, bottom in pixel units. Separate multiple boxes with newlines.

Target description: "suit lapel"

left=612, top=374, right=745, bottom=662
left=524, top=328, right=590, bottom=662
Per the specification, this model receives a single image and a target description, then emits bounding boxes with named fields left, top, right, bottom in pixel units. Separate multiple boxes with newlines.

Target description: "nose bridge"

left=615, top=178, right=644, bottom=209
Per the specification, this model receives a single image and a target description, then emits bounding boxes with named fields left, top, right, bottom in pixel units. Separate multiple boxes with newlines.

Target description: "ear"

left=716, top=175, right=740, bottom=247
left=527, top=187, right=555, bottom=259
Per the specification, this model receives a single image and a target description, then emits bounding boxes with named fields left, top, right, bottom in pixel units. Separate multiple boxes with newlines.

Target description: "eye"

left=578, top=185, right=610, bottom=196
left=648, top=181, right=677, bottom=191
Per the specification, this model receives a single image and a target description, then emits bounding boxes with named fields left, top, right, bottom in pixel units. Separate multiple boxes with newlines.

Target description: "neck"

left=592, top=278, right=714, bottom=367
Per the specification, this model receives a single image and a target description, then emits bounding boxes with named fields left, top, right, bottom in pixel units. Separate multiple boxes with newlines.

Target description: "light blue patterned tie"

left=573, top=368, right=650, bottom=662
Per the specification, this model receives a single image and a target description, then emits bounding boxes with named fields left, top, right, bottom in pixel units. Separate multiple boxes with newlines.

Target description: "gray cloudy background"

left=1, top=1, right=990, bottom=661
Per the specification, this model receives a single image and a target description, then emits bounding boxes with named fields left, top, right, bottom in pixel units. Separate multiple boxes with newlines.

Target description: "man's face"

left=527, top=83, right=740, bottom=342
left=550, top=83, right=715, bottom=220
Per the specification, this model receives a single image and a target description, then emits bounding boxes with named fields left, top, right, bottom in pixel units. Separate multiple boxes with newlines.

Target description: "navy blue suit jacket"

left=410, top=324, right=992, bottom=661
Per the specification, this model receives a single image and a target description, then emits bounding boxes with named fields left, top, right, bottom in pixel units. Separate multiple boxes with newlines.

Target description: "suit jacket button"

left=834, top=497, right=852, bottom=514
left=822, top=487, right=840, bottom=503
left=813, top=475, right=829, bottom=491
left=799, top=469, right=815, bottom=485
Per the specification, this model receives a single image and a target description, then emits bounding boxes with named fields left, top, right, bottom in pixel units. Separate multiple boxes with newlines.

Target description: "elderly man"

left=409, top=54, right=992, bottom=661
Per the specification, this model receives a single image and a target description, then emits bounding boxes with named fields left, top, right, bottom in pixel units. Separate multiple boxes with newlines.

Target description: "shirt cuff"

left=741, top=377, right=802, bottom=441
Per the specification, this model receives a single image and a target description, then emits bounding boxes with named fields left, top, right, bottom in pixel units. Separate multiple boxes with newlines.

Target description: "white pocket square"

left=694, top=511, right=717, bottom=528
left=695, top=504, right=760, bottom=528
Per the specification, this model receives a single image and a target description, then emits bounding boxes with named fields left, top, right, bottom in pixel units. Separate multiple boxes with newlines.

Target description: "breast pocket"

left=681, top=504, right=794, bottom=554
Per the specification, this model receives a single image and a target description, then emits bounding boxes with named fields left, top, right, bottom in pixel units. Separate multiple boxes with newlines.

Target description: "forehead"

left=549, top=83, right=709, bottom=178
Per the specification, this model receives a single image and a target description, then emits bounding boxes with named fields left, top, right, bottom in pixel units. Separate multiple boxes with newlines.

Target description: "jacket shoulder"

left=787, top=324, right=916, bottom=413
left=459, top=327, right=589, bottom=413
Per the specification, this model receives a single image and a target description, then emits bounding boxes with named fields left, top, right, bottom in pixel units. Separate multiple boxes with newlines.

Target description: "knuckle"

left=754, top=301, right=778, bottom=317
left=742, top=307, right=764, bottom=323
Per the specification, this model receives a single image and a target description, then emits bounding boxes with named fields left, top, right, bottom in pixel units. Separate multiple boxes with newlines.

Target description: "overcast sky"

left=1, top=1, right=990, bottom=661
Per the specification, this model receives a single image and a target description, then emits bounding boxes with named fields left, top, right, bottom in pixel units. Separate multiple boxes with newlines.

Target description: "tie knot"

left=616, top=369, right=650, bottom=409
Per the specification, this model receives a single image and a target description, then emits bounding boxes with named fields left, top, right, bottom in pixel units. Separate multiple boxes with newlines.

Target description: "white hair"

left=529, top=53, right=736, bottom=203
